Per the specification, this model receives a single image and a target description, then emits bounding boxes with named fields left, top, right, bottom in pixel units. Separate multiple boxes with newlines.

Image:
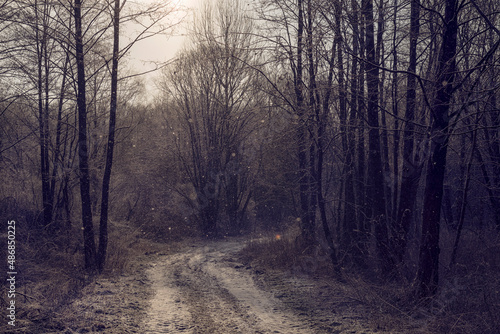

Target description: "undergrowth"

left=240, top=229, right=500, bottom=334
left=0, top=215, right=140, bottom=333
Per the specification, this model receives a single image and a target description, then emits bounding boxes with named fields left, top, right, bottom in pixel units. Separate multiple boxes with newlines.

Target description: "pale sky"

left=124, top=0, right=255, bottom=99
left=125, top=0, right=202, bottom=90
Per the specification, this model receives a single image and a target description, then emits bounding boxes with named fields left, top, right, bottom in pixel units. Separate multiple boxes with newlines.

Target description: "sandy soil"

left=17, top=237, right=418, bottom=333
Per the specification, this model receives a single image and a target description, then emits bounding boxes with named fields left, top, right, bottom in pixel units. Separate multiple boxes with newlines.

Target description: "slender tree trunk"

left=348, top=0, right=367, bottom=265
left=395, top=0, right=420, bottom=265
left=317, top=79, right=339, bottom=273
left=355, top=1, right=369, bottom=262
left=97, top=0, right=120, bottom=273
left=475, top=149, right=500, bottom=230
left=450, top=113, right=479, bottom=268
left=75, top=0, right=97, bottom=271
left=417, top=0, right=458, bottom=297
left=334, top=0, right=355, bottom=257
left=295, top=0, right=314, bottom=245
left=376, top=0, right=392, bottom=221
left=50, top=54, right=70, bottom=222
left=483, top=65, right=500, bottom=230
left=306, top=0, right=318, bottom=244
left=391, top=0, right=400, bottom=225
left=315, top=4, right=340, bottom=275
left=362, top=0, right=392, bottom=273
left=35, top=0, right=52, bottom=226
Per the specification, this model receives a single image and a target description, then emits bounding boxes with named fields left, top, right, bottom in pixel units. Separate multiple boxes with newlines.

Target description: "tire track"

left=144, top=240, right=314, bottom=333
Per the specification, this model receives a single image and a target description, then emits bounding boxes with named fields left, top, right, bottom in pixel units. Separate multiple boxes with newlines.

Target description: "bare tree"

left=97, top=0, right=120, bottom=273
left=361, top=0, right=393, bottom=273
left=162, top=0, right=258, bottom=237
left=416, top=0, right=458, bottom=297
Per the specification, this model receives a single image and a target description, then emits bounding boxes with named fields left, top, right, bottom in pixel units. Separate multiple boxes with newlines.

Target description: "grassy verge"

left=0, top=219, right=153, bottom=333
left=240, top=230, right=500, bottom=334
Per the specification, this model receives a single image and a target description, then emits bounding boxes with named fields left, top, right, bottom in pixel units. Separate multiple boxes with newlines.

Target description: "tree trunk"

left=450, top=113, right=479, bottom=268
left=35, top=0, right=52, bottom=227
left=391, top=0, right=400, bottom=225
left=97, top=0, right=120, bottom=273
left=417, top=0, right=458, bottom=297
left=305, top=0, right=318, bottom=245
left=317, top=81, right=339, bottom=273
left=362, top=0, right=392, bottom=273
left=295, top=0, right=314, bottom=245
left=334, top=0, right=355, bottom=257
left=75, top=0, right=97, bottom=272
left=482, top=67, right=500, bottom=230
left=50, top=54, right=70, bottom=225
left=315, top=2, right=340, bottom=275
left=395, top=0, right=421, bottom=265
left=475, top=149, right=500, bottom=230
left=354, top=0, right=369, bottom=263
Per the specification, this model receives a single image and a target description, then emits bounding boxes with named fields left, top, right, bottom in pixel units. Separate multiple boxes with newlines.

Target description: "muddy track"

left=144, top=240, right=316, bottom=334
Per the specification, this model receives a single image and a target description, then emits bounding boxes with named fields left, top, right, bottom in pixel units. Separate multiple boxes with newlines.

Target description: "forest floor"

left=7, top=236, right=432, bottom=333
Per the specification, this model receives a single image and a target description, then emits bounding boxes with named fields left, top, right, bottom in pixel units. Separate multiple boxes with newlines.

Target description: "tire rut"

left=144, top=240, right=314, bottom=334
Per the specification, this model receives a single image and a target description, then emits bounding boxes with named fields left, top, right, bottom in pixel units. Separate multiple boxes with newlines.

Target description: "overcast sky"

left=125, top=0, right=202, bottom=96
left=127, top=0, right=198, bottom=63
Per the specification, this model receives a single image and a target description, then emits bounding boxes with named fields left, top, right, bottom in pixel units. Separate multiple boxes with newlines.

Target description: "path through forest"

left=49, top=237, right=421, bottom=333
left=143, top=239, right=380, bottom=334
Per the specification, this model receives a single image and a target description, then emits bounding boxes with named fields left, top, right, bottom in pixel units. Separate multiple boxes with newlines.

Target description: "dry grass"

left=0, top=225, right=86, bottom=332
left=100, top=220, right=140, bottom=276
left=240, top=227, right=500, bottom=334
left=429, top=228, right=500, bottom=334
left=133, top=206, right=201, bottom=242
left=242, top=234, right=296, bottom=266
left=241, top=229, right=336, bottom=277
left=0, top=216, right=149, bottom=333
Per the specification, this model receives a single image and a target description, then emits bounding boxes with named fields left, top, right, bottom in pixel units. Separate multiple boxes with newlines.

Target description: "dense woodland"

left=1, top=0, right=499, bottom=331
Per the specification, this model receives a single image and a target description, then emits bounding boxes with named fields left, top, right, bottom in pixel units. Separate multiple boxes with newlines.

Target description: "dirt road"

left=41, top=237, right=411, bottom=334
left=10, top=237, right=422, bottom=333
left=143, top=239, right=317, bottom=333
left=24, top=237, right=417, bottom=334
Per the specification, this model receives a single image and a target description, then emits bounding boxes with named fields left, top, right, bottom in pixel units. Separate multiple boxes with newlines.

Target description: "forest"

left=0, top=0, right=499, bottom=332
